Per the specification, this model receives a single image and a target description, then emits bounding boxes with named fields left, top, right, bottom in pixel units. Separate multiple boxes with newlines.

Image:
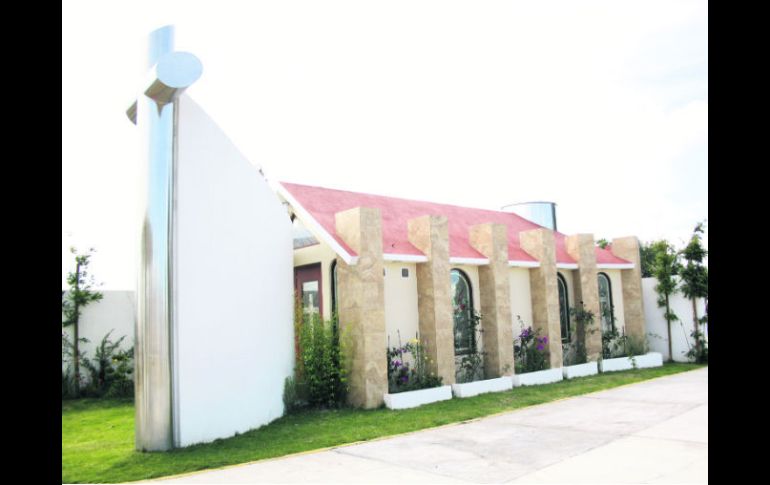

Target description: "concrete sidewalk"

left=155, top=368, right=708, bottom=484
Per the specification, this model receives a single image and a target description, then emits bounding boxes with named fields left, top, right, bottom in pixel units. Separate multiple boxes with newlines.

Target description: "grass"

left=62, top=363, right=704, bottom=483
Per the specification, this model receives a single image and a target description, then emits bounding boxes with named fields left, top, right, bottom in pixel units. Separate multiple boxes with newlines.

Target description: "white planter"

left=562, top=362, right=598, bottom=379
left=631, top=352, right=664, bottom=369
left=600, top=356, right=634, bottom=372
left=452, top=376, right=513, bottom=398
left=384, top=385, right=453, bottom=410
left=511, top=368, right=563, bottom=387
left=600, top=353, right=663, bottom=372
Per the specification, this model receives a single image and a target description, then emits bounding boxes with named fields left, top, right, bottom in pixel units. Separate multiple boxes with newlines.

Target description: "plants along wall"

left=642, top=276, right=707, bottom=362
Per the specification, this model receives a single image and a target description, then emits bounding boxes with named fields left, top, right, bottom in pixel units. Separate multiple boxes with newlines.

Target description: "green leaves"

left=294, top=312, right=348, bottom=409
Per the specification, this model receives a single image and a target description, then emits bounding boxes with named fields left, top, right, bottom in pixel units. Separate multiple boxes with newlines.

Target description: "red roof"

left=280, top=182, right=631, bottom=266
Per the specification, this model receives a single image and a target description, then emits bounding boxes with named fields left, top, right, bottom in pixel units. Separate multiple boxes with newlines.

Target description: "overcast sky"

left=62, top=0, right=707, bottom=289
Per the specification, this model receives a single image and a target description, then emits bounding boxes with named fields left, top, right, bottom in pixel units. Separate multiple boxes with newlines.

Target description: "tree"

left=650, top=240, right=681, bottom=362
left=680, top=221, right=708, bottom=362
left=596, top=238, right=610, bottom=249
left=61, top=247, right=103, bottom=398
left=639, top=242, right=655, bottom=278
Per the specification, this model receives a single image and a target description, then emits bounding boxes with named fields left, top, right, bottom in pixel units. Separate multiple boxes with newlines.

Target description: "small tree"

left=680, top=221, right=708, bottom=363
left=596, top=238, right=610, bottom=249
left=650, top=240, right=680, bottom=362
left=61, top=247, right=103, bottom=398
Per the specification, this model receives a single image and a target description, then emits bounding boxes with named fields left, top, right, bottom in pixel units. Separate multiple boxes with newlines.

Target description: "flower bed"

left=384, top=385, right=453, bottom=410
left=511, top=368, right=563, bottom=387
left=452, top=376, right=512, bottom=397
left=562, top=361, right=598, bottom=379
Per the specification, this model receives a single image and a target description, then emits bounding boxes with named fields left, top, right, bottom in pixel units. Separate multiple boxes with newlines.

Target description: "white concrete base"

left=511, top=368, right=563, bottom=387
left=451, top=376, right=512, bottom=398
left=384, top=385, right=452, bottom=410
left=600, top=356, right=634, bottom=372
left=600, top=353, right=663, bottom=373
left=563, top=362, right=599, bottom=379
left=632, top=352, right=664, bottom=369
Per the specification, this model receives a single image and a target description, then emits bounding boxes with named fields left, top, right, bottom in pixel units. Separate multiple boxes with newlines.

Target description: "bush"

left=386, top=331, right=443, bottom=393
left=294, top=312, right=348, bottom=409
left=602, top=327, right=627, bottom=359
left=685, top=326, right=708, bottom=363
left=80, top=331, right=134, bottom=398
left=513, top=317, right=548, bottom=374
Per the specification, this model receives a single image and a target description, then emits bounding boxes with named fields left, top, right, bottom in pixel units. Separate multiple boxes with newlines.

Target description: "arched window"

left=451, top=269, right=475, bottom=355
left=557, top=273, right=570, bottom=342
left=597, top=272, right=614, bottom=333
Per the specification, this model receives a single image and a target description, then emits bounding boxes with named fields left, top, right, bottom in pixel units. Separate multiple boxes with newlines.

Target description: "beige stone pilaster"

left=469, top=223, right=514, bottom=377
left=519, top=228, right=563, bottom=368
left=407, top=215, right=456, bottom=384
left=565, top=234, right=602, bottom=362
left=611, top=237, right=646, bottom=341
left=334, top=207, right=387, bottom=409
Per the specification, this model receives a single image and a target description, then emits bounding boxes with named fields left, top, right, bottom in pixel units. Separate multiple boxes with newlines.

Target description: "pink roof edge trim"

left=280, top=181, right=632, bottom=266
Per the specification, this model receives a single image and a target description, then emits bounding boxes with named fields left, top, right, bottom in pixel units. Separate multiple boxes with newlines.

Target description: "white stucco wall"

left=642, top=276, right=707, bottom=362
left=383, top=263, right=419, bottom=348
left=62, top=291, right=136, bottom=377
left=509, top=268, right=534, bottom=334
left=173, top=94, right=294, bottom=447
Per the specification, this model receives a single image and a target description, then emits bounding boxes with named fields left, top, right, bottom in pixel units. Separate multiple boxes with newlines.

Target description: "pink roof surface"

left=281, top=182, right=631, bottom=266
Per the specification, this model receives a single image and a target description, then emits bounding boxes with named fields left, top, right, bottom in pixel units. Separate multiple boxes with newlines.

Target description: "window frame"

left=450, top=268, right=475, bottom=356
left=557, top=273, right=571, bottom=343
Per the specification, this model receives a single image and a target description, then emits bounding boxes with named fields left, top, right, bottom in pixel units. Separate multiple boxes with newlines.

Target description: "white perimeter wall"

left=173, top=94, right=294, bottom=447
left=642, top=276, right=707, bottom=362
left=62, top=291, right=136, bottom=378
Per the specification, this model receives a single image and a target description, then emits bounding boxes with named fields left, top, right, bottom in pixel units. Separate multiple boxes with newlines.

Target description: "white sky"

left=62, top=0, right=707, bottom=290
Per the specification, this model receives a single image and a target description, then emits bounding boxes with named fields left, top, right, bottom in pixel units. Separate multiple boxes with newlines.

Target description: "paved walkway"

left=155, top=368, right=708, bottom=484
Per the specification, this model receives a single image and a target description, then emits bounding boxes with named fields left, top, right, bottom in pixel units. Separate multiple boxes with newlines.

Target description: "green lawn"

left=62, top=363, right=704, bottom=483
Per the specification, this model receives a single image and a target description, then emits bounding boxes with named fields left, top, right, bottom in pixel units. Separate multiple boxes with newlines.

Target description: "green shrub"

left=294, top=311, right=348, bottom=409
left=80, top=331, right=134, bottom=398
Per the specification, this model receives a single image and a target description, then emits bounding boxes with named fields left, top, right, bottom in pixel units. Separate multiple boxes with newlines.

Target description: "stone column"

left=408, top=215, right=456, bottom=384
left=469, top=223, right=514, bottom=377
left=519, top=228, right=562, bottom=368
left=335, top=207, right=387, bottom=409
left=611, top=237, right=646, bottom=342
left=565, top=234, right=602, bottom=362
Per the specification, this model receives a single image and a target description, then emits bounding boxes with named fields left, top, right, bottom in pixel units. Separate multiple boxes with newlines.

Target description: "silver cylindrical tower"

left=501, top=201, right=558, bottom=231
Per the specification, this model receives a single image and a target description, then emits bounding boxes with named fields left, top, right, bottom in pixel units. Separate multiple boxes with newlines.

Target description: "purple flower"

left=394, top=360, right=401, bottom=368
left=542, top=337, right=548, bottom=344
left=537, top=344, right=544, bottom=351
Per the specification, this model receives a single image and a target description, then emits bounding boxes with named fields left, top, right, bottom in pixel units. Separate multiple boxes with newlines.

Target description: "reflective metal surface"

left=135, top=94, right=175, bottom=452
left=501, top=201, right=558, bottom=231
left=131, top=25, right=202, bottom=451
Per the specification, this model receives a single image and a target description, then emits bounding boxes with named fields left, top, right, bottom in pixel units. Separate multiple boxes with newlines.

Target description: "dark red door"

left=294, top=263, right=323, bottom=319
